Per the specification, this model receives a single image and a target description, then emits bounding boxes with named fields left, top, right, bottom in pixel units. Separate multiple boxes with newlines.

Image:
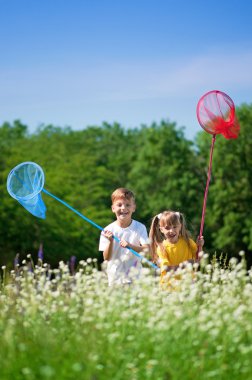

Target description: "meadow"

left=0, top=253, right=252, bottom=380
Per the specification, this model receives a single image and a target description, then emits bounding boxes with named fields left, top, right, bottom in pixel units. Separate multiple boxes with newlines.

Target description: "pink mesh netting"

left=196, top=90, right=240, bottom=139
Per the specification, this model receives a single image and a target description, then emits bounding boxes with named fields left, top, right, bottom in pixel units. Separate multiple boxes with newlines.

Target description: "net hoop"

left=196, top=90, right=238, bottom=138
left=7, top=161, right=45, bottom=201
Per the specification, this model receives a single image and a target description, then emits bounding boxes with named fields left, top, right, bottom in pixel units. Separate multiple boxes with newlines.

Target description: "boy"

left=99, top=188, right=149, bottom=286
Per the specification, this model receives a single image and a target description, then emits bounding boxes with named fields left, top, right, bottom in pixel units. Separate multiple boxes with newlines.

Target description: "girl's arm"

left=196, top=236, right=205, bottom=260
left=163, top=259, right=197, bottom=273
left=162, top=265, right=179, bottom=272
left=197, top=236, right=204, bottom=250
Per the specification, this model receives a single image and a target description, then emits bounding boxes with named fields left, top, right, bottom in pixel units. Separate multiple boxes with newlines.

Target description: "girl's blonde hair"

left=149, top=210, right=192, bottom=262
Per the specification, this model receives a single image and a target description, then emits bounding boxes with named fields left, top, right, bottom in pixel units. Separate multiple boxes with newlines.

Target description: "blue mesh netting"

left=7, top=162, right=46, bottom=219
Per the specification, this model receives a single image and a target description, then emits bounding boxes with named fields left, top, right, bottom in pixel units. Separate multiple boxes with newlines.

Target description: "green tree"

left=1, top=108, right=252, bottom=268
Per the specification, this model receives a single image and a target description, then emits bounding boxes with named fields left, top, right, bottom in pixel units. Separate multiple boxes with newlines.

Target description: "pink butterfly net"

left=196, top=90, right=240, bottom=139
left=196, top=90, right=240, bottom=259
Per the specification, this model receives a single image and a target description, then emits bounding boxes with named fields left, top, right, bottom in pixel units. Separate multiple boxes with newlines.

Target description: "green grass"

left=0, top=254, right=252, bottom=380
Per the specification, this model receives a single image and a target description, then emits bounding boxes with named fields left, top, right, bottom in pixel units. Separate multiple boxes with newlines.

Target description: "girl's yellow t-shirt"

left=157, top=237, right=198, bottom=290
left=157, top=237, right=197, bottom=272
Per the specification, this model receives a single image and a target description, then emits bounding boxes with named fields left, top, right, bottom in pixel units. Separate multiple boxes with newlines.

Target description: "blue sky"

left=0, top=0, right=252, bottom=139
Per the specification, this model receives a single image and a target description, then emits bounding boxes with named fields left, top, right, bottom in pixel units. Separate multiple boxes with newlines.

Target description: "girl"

left=149, top=210, right=204, bottom=287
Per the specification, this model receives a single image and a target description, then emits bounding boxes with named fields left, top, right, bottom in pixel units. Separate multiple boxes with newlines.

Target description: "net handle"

left=196, top=134, right=216, bottom=260
left=42, top=188, right=158, bottom=270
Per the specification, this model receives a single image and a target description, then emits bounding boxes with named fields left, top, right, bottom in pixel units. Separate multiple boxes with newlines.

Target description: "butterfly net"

left=6, top=161, right=158, bottom=269
left=7, top=162, right=46, bottom=218
left=196, top=90, right=240, bottom=139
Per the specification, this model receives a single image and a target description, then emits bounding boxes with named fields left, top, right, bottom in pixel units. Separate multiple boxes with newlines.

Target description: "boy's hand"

left=102, top=230, right=113, bottom=241
left=120, top=239, right=129, bottom=248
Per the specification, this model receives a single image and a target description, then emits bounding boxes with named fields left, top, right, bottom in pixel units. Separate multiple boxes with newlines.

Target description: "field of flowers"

left=0, top=253, right=252, bottom=380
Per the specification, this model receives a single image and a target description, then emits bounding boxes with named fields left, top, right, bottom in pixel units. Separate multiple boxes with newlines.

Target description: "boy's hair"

left=111, top=188, right=135, bottom=204
left=149, top=210, right=192, bottom=262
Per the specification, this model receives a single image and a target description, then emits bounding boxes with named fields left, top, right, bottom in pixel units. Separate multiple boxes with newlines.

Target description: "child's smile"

left=160, top=223, right=181, bottom=244
left=112, top=198, right=136, bottom=227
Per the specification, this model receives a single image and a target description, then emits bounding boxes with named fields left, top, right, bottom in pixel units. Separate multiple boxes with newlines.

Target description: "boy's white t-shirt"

left=99, top=219, right=148, bottom=286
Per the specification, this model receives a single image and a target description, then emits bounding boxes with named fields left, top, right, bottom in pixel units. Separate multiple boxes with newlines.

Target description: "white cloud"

left=0, top=49, right=251, bottom=138
left=1, top=49, right=252, bottom=104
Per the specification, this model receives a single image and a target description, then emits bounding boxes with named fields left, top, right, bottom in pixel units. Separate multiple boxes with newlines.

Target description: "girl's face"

left=159, top=222, right=181, bottom=243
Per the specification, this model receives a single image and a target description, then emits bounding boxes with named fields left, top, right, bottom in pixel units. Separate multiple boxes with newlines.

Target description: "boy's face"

left=111, top=197, right=136, bottom=223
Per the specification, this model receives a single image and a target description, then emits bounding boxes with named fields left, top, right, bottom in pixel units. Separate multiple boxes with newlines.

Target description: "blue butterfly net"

left=7, top=161, right=159, bottom=270
left=7, top=162, right=46, bottom=219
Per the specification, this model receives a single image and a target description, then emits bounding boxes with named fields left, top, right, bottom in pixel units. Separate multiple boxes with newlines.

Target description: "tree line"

left=0, top=103, right=251, bottom=268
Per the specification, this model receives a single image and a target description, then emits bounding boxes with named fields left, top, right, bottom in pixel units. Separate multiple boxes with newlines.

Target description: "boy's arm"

left=120, top=224, right=150, bottom=254
left=102, top=230, right=114, bottom=261
left=120, top=239, right=149, bottom=254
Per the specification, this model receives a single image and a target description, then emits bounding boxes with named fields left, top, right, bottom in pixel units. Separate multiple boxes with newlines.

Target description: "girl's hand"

left=197, top=236, right=204, bottom=249
left=102, top=230, right=113, bottom=241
